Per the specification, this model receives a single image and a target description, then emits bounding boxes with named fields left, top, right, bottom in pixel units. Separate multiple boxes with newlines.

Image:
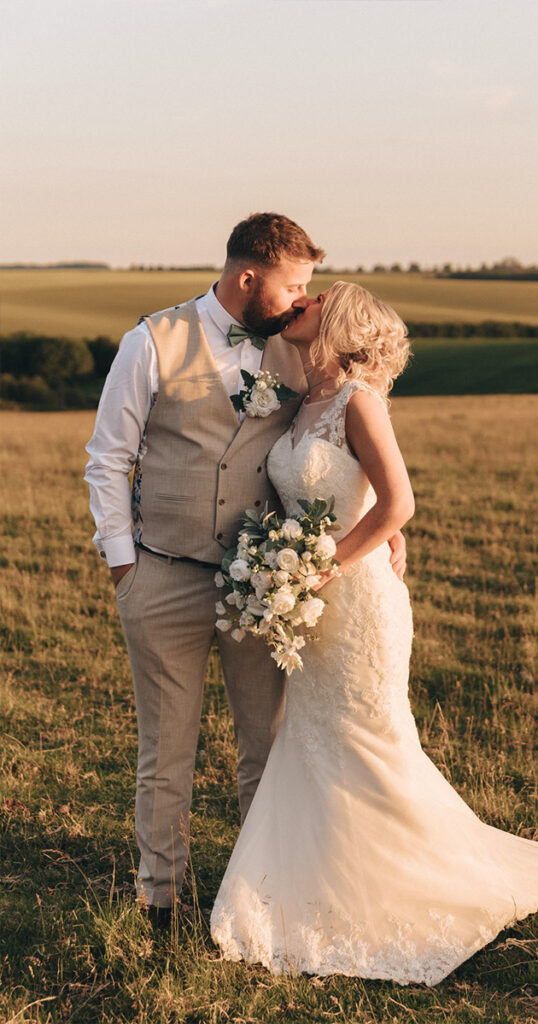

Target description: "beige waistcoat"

left=133, top=299, right=307, bottom=562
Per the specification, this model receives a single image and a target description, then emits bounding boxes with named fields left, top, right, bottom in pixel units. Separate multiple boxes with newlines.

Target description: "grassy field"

left=1, top=399, right=537, bottom=1023
left=393, top=335, right=538, bottom=396
left=2, top=269, right=538, bottom=341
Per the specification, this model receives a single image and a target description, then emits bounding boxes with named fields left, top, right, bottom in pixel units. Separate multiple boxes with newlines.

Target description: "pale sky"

left=1, top=0, right=537, bottom=268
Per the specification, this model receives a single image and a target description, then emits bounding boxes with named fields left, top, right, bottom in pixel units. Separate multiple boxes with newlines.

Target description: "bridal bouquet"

left=215, top=497, right=340, bottom=673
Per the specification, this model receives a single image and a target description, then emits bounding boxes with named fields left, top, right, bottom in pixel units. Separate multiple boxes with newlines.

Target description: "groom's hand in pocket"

left=110, top=563, right=135, bottom=588
left=388, top=531, right=406, bottom=580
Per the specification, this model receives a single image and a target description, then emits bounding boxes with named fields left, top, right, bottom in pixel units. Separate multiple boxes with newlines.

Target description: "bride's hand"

left=310, top=567, right=341, bottom=592
left=388, top=530, right=406, bottom=580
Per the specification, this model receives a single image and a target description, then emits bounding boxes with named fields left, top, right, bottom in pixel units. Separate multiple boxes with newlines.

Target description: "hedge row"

left=1, top=325, right=537, bottom=409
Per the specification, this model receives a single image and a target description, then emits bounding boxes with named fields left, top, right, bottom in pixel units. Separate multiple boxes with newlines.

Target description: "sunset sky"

left=2, top=0, right=537, bottom=268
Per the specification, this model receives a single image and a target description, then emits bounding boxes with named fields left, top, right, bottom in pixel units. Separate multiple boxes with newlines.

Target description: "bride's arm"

left=319, top=390, right=414, bottom=585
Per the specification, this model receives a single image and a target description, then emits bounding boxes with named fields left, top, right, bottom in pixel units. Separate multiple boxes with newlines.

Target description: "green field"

left=1, top=399, right=537, bottom=1023
left=2, top=269, right=538, bottom=341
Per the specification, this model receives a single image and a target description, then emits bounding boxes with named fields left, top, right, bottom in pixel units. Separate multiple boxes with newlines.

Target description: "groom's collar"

left=204, top=281, right=244, bottom=336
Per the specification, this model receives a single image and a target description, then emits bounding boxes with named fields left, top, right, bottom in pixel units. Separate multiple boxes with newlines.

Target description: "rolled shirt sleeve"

left=84, top=324, right=158, bottom=567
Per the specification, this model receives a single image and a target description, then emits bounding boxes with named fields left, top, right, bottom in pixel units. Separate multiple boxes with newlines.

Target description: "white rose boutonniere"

left=231, top=370, right=299, bottom=419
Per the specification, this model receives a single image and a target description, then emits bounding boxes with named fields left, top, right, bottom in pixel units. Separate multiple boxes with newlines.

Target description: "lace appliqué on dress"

left=212, top=880, right=503, bottom=986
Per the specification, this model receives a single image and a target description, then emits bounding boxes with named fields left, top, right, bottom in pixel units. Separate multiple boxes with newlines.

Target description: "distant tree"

left=408, top=262, right=421, bottom=273
left=390, top=263, right=402, bottom=273
left=355, top=265, right=365, bottom=274
left=27, top=336, right=94, bottom=384
left=494, top=257, right=522, bottom=270
left=442, top=263, right=453, bottom=274
left=87, top=336, right=117, bottom=377
left=372, top=264, right=387, bottom=273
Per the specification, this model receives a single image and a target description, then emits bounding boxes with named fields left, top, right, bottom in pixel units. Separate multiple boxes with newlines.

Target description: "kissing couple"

left=86, top=212, right=537, bottom=985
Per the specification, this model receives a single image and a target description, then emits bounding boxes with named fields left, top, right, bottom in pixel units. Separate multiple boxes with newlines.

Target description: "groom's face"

left=241, top=258, right=314, bottom=337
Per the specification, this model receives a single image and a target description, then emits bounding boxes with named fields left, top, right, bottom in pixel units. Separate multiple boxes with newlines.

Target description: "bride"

left=210, top=281, right=538, bottom=985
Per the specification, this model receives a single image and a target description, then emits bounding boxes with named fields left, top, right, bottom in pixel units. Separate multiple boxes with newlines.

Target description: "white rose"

left=229, top=558, right=251, bottom=582
left=216, top=619, right=231, bottom=632
left=231, top=628, right=246, bottom=642
left=300, top=596, right=325, bottom=627
left=214, top=571, right=225, bottom=588
left=273, top=569, right=290, bottom=586
left=277, top=548, right=300, bottom=573
left=316, top=533, right=337, bottom=558
left=281, top=519, right=303, bottom=541
left=270, top=587, right=296, bottom=616
left=215, top=601, right=226, bottom=615
left=226, top=591, right=245, bottom=609
left=244, top=386, right=281, bottom=418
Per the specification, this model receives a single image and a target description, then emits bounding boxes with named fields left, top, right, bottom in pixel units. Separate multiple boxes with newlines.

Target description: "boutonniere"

left=231, top=370, right=299, bottom=419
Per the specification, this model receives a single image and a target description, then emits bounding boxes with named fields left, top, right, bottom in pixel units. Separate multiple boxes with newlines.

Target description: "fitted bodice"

left=267, top=380, right=380, bottom=541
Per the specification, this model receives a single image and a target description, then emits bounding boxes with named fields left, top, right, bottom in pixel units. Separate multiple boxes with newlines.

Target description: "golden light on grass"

left=0, top=398, right=536, bottom=1022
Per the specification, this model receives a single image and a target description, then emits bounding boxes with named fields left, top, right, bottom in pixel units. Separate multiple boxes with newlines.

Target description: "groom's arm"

left=388, top=531, right=406, bottom=580
left=84, top=324, right=158, bottom=586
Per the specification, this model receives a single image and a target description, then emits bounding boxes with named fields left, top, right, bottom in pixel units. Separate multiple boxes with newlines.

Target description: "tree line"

left=1, top=325, right=537, bottom=410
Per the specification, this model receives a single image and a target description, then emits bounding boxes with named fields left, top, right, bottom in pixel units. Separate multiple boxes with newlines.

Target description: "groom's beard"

left=242, top=282, right=296, bottom=338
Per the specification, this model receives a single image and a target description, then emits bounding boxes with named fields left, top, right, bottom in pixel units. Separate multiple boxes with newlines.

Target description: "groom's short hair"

left=226, top=212, right=325, bottom=268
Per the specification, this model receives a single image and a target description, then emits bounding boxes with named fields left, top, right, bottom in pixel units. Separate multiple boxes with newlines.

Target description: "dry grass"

left=0, top=398, right=537, bottom=1023
left=2, top=269, right=538, bottom=340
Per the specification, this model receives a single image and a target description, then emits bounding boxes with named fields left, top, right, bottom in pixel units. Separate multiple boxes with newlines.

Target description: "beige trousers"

left=116, top=546, right=285, bottom=908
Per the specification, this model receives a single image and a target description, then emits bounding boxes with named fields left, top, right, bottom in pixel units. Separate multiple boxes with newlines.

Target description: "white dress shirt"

left=85, top=285, right=264, bottom=567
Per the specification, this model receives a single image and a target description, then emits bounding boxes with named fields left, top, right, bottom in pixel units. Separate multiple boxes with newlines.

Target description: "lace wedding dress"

left=211, top=380, right=538, bottom=985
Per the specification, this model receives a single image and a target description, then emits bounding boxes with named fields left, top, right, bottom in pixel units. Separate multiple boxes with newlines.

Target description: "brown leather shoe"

left=145, top=904, right=172, bottom=930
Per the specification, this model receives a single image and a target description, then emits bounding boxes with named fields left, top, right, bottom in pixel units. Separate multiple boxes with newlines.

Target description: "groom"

left=85, top=212, right=405, bottom=920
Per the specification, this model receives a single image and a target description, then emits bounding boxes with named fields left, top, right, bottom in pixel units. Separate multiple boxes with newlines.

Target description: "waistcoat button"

left=254, top=500, right=261, bottom=507
left=218, top=498, right=225, bottom=505
left=257, top=466, right=262, bottom=472
left=221, top=463, right=227, bottom=470
left=217, top=532, right=223, bottom=540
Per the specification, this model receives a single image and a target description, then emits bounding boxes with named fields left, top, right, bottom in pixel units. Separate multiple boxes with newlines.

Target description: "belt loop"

left=166, top=555, right=173, bottom=565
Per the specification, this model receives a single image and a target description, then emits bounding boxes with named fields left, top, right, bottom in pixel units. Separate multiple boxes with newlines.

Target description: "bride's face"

left=282, top=290, right=329, bottom=347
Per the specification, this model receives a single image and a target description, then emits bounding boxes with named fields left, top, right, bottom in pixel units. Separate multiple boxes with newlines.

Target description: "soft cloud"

left=469, top=85, right=519, bottom=110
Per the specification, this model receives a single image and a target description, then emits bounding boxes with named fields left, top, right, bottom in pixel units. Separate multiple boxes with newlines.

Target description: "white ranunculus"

left=244, top=386, right=281, bottom=418
left=273, top=569, right=290, bottom=586
left=215, top=601, right=226, bottom=615
left=316, top=533, right=337, bottom=558
left=214, top=571, right=225, bottom=588
left=277, top=548, right=300, bottom=573
left=281, top=518, right=303, bottom=541
left=231, top=628, right=246, bottom=642
left=300, top=596, right=325, bottom=627
left=270, top=587, right=296, bottom=616
left=229, top=558, right=251, bottom=582
left=216, top=619, right=231, bottom=632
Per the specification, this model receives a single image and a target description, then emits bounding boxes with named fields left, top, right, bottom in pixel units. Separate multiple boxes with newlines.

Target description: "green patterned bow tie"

left=227, top=324, right=266, bottom=351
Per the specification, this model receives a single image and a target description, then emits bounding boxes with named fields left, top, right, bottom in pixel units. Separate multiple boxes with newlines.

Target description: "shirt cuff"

left=94, top=533, right=137, bottom=567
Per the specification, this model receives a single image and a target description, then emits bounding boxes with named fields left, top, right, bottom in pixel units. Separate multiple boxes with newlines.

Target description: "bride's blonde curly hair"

left=310, top=281, right=410, bottom=397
